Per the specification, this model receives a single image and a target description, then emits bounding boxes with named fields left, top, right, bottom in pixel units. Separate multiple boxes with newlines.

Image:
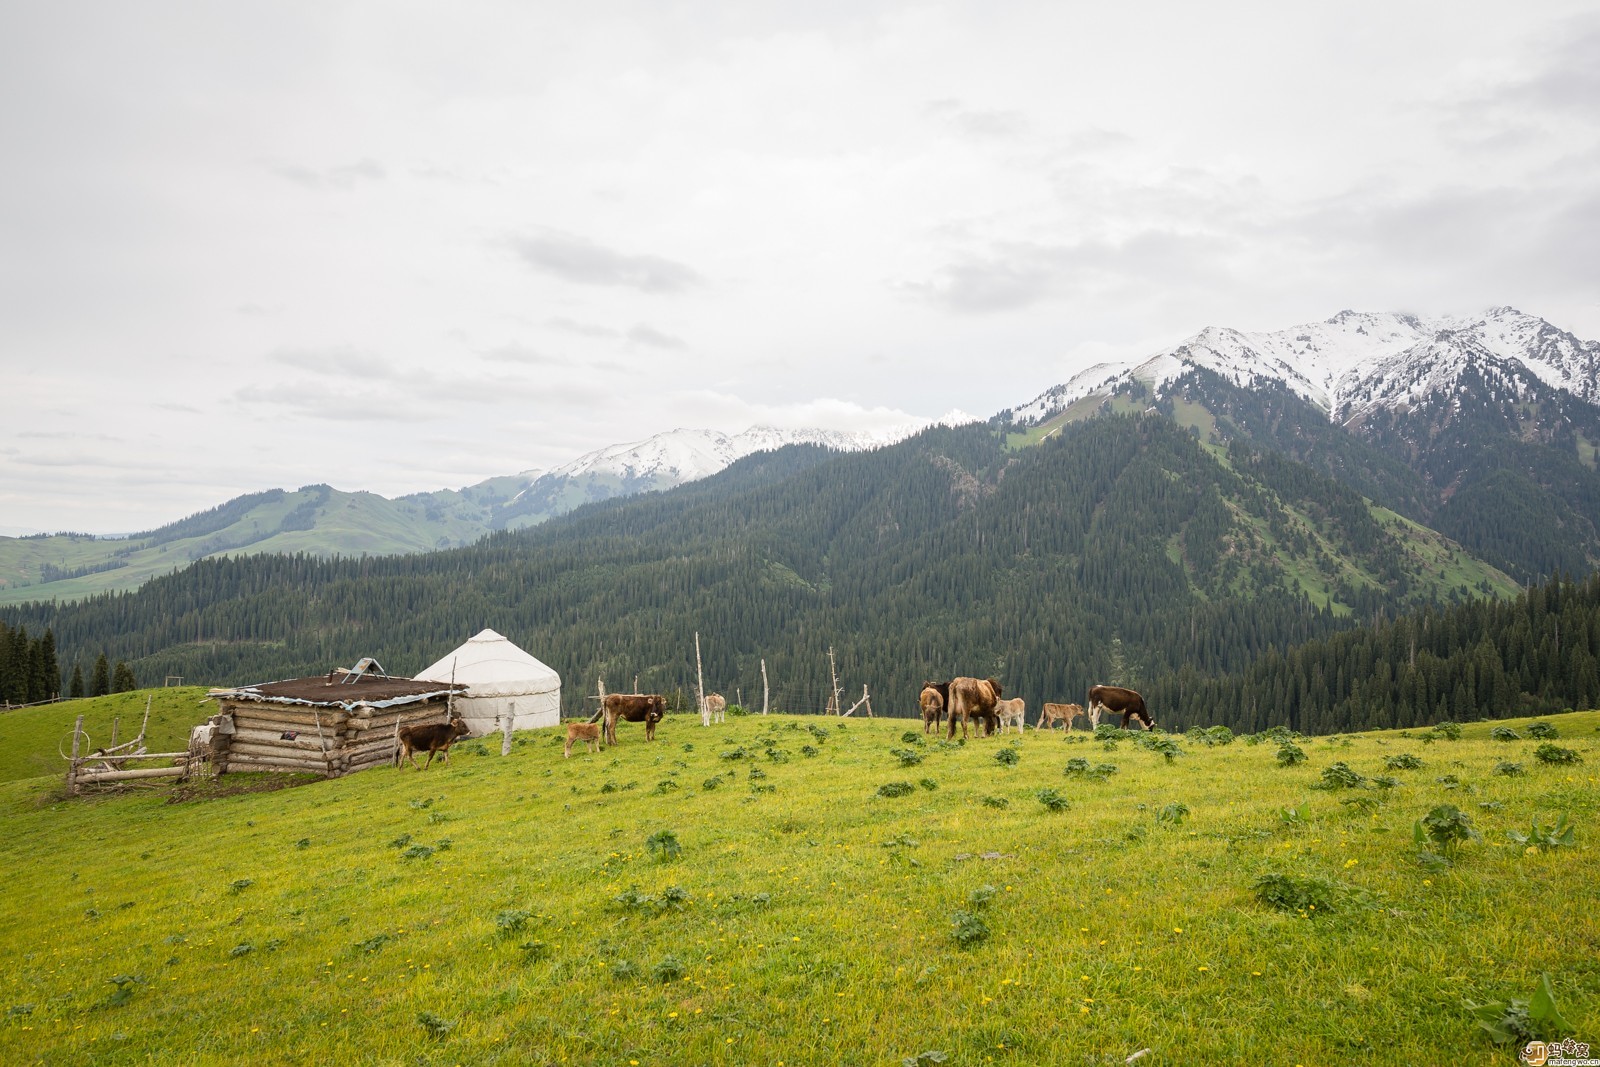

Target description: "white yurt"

left=414, top=628, right=562, bottom=735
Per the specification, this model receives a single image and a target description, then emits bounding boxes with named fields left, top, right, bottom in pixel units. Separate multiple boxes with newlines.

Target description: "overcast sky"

left=3, top=1, right=1598, bottom=533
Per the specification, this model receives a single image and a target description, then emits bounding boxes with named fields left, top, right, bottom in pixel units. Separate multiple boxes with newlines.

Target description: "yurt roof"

left=415, top=628, right=561, bottom=698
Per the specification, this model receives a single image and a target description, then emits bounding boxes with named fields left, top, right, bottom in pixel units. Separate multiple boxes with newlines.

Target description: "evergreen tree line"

left=0, top=621, right=137, bottom=705
left=1147, top=572, right=1600, bottom=733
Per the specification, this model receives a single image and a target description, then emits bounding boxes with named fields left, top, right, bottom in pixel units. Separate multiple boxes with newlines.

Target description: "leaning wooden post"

left=827, top=646, right=842, bottom=716
left=695, top=631, right=709, bottom=727
left=761, top=659, right=769, bottom=716
left=67, top=713, right=85, bottom=796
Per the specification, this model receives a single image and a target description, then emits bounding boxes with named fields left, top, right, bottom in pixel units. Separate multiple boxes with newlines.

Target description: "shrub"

left=1384, top=754, right=1423, bottom=770
left=1492, top=761, right=1526, bottom=777
left=950, top=910, right=990, bottom=948
left=1466, top=973, right=1572, bottom=1045
left=720, top=747, right=747, bottom=761
left=701, top=777, right=721, bottom=791
left=1063, top=757, right=1089, bottom=776
left=609, top=960, right=639, bottom=980
left=1490, top=726, right=1521, bottom=742
left=652, top=955, right=686, bottom=982
left=1316, top=762, right=1366, bottom=789
left=494, top=910, right=531, bottom=938
left=1414, top=804, right=1480, bottom=852
left=1526, top=721, right=1559, bottom=740
left=1535, top=743, right=1582, bottom=765
left=1507, top=814, right=1576, bottom=852
left=1276, top=743, right=1308, bottom=767
left=980, top=795, right=1009, bottom=809
left=876, top=782, right=915, bottom=798
left=890, top=747, right=924, bottom=767
left=1156, top=802, right=1189, bottom=826
left=900, top=731, right=924, bottom=745
left=1035, top=788, right=1070, bottom=812
left=919, top=778, right=939, bottom=791
left=799, top=745, right=819, bottom=758
left=993, top=747, right=1019, bottom=766
left=1431, top=721, right=1463, bottom=740
left=1252, top=873, right=1371, bottom=916
left=645, top=829, right=681, bottom=861
left=1136, top=734, right=1182, bottom=761
left=1371, top=775, right=1401, bottom=790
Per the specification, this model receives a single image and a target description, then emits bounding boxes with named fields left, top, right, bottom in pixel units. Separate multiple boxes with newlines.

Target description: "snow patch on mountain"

left=1010, top=307, right=1600, bottom=427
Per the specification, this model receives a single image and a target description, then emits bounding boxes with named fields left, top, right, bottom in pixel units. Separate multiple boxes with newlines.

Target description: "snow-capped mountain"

left=538, top=425, right=884, bottom=487
left=1009, top=307, right=1600, bottom=427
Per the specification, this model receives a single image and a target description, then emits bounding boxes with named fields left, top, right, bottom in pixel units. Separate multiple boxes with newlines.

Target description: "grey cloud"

left=267, top=158, right=386, bottom=190
left=506, top=229, right=704, bottom=294
left=269, top=346, right=390, bottom=377
left=1441, top=14, right=1600, bottom=144
left=923, top=98, right=1027, bottom=139
left=481, top=343, right=567, bottom=366
left=627, top=324, right=687, bottom=350
left=546, top=316, right=620, bottom=339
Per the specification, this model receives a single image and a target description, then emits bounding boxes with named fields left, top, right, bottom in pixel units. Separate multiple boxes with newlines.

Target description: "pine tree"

left=91, top=653, right=110, bottom=698
left=112, top=661, right=137, bottom=694
left=69, top=664, right=85, bottom=699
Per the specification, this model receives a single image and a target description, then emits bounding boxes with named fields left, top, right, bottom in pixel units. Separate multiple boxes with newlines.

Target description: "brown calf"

left=564, top=721, right=602, bottom=758
left=919, top=684, right=946, bottom=735
left=1037, top=702, right=1086, bottom=731
left=396, top=715, right=470, bottom=769
left=994, top=697, right=1027, bottom=734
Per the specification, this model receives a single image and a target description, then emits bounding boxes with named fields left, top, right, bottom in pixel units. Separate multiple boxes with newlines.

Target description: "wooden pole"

left=109, top=716, right=119, bottom=752
left=501, top=716, right=512, bottom=757
left=761, top=659, right=769, bottom=716
left=695, top=631, right=708, bottom=727
left=828, top=647, right=842, bottom=716
left=864, top=685, right=874, bottom=718
left=68, top=713, right=84, bottom=795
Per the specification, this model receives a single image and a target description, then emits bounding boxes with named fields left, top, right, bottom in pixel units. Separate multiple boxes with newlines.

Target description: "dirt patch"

left=164, top=772, right=324, bottom=804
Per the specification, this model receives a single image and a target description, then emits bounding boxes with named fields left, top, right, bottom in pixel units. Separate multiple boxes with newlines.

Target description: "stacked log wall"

left=211, top=698, right=455, bottom=779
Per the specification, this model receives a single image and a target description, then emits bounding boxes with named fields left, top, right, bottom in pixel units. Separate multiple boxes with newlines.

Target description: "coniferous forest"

left=2, top=412, right=1594, bottom=731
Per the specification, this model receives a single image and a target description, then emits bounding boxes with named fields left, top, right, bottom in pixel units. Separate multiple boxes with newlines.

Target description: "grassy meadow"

left=0, top=699, right=1595, bottom=1065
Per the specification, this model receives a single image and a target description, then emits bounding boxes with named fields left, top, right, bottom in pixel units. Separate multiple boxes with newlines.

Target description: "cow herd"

left=919, top=680, right=1154, bottom=738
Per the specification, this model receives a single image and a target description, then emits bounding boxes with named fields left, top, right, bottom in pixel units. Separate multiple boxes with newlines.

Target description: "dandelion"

left=1422, top=879, right=1432, bottom=886
left=1198, top=966, right=1209, bottom=972
left=1174, top=927, right=1183, bottom=933
left=1343, top=858, right=1358, bottom=869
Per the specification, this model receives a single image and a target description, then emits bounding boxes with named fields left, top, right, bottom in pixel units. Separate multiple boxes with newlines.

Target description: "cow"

left=1087, top=684, right=1154, bottom=730
left=564, top=721, right=602, bottom=758
left=919, top=683, right=947, bottom=735
left=994, top=697, right=1027, bottom=734
left=1037, top=702, right=1086, bottom=731
left=704, top=692, right=727, bottom=724
left=592, top=693, right=667, bottom=746
left=947, top=677, right=1003, bottom=740
left=395, top=715, right=470, bottom=769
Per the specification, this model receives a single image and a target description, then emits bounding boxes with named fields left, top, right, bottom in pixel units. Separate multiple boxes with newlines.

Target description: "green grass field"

left=0, top=701, right=1595, bottom=1065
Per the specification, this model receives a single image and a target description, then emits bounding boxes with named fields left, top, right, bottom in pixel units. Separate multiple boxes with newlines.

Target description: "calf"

left=564, top=721, right=602, bottom=758
left=704, top=692, right=727, bottom=724
left=994, top=697, right=1027, bottom=734
left=1087, top=684, right=1154, bottom=730
left=396, top=715, right=470, bottom=769
left=1037, top=702, right=1086, bottom=731
left=919, top=683, right=946, bottom=735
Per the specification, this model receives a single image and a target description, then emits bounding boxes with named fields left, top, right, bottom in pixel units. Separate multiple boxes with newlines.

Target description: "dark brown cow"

left=919, top=682, right=947, bottom=735
left=1087, top=684, right=1154, bottom=730
left=395, top=715, right=470, bottom=769
left=947, top=677, right=1003, bottom=740
left=593, top=693, right=667, bottom=745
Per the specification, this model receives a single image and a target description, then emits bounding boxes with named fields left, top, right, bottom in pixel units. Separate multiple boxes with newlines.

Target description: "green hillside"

left=1, top=704, right=1594, bottom=1064
left=0, top=688, right=210, bottom=786
left=3, top=419, right=1524, bottom=730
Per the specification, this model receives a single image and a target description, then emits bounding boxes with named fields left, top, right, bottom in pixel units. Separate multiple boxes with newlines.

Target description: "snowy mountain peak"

left=1010, top=307, right=1600, bottom=427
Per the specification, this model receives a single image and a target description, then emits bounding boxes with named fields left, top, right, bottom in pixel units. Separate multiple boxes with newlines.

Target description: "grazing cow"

left=704, top=692, right=727, bottom=724
left=947, top=677, right=1003, bottom=740
left=919, top=683, right=947, bottom=735
left=593, top=693, right=667, bottom=745
left=564, top=721, right=602, bottom=758
left=1037, top=702, right=1086, bottom=731
left=396, top=715, right=470, bottom=769
left=994, top=697, right=1027, bottom=734
left=1087, top=685, right=1154, bottom=730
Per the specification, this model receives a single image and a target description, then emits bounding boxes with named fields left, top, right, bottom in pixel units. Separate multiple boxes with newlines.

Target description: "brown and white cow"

left=994, top=697, right=1027, bottom=734
left=592, top=693, right=667, bottom=745
left=919, top=682, right=948, bottom=735
left=704, top=692, right=727, bottom=724
left=1087, top=685, right=1154, bottom=730
left=1037, top=702, right=1086, bottom=731
left=947, top=677, right=1003, bottom=740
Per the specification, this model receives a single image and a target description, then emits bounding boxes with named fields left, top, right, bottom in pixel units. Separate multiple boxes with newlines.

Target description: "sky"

left=3, top=0, right=1599, bottom=534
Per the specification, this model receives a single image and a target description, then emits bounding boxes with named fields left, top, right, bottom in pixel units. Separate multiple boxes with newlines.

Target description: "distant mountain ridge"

left=1009, top=306, right=1600, bottom=425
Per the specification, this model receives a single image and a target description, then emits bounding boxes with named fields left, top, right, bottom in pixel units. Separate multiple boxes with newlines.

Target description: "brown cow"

left=1037, top=702, right=1086, bottom=731
left=947, top=677, right=1003, bottom=740
left=994, top=697, right=1027, bottom=734
left=594, top=693, right=667, bottom=745
left=1087, top=685, right=1154, bottom=730
left=919, top=683, right=946, bottom=735
left=564, top=721, right=602, bottom=758
left=395, top=715, right=470, bottom=769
